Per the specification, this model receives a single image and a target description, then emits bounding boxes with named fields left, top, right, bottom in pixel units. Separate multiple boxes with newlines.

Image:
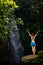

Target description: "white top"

left=31, top=40, right=35, bottom=42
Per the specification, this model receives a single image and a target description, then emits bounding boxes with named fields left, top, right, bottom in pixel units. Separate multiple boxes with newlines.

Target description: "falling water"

left=8, top=15, right=24, bottom=65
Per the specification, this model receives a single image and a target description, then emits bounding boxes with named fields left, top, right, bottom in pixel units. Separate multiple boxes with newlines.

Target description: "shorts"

left=30, top=42, right=36, bottom=46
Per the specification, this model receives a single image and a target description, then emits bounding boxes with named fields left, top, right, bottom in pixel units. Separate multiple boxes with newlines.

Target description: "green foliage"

left=0, top=0, right=19, bottom=64
left=0, top=0, right=19, bottom=43
left=38, top=50, right=43, bottom=57
left=16, top=18, right=24, bottom=25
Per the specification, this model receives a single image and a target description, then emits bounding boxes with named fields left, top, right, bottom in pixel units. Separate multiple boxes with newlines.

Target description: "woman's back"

left=31, top=36, right=35, bottom=42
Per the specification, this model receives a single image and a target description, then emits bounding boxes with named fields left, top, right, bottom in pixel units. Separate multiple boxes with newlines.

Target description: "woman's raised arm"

left=26, top=29, right=32, bottom=37
left=35, top=30, right=40, bottom=37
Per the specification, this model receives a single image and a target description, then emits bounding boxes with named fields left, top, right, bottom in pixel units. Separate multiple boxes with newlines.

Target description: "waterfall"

left=8, top=15, right=24, bottom=65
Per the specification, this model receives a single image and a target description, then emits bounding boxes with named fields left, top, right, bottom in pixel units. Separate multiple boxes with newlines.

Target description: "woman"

left=26, top=29, right=40, bottom=55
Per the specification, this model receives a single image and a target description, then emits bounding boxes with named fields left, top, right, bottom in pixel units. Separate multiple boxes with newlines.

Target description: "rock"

left=21, top=55, right=38, bottom=62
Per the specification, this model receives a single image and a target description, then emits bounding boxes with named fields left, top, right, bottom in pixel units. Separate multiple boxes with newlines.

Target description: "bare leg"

left=32, top=46, right=36, bottom=55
